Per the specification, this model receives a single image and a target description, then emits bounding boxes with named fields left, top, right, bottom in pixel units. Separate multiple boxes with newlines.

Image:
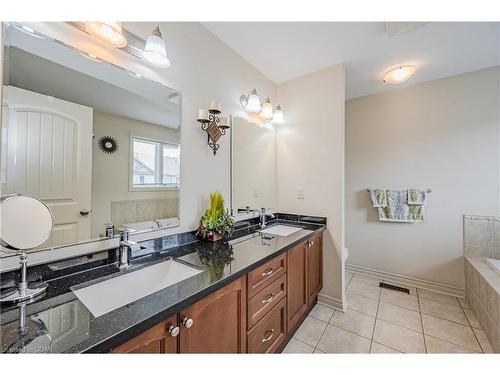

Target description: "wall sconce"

left=239, top=88, right=285, bottom=124
left=197, top=101, right=229, bottom=155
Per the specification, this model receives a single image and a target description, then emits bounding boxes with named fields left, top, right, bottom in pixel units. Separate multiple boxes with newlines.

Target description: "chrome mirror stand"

left=0, top=250, right=48, bottom=304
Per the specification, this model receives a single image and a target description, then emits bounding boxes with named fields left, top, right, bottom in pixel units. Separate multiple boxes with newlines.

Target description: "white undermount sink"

left=259, top=225, right=302, bottom=237
left=72, top=259, right=202, bottom=317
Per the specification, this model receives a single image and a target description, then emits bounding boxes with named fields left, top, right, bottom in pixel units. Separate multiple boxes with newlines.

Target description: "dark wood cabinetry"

left=110, top=231, right=323, bottom=354
left=307, top=233, right=323, bottom=305
left=179, top=276, right=246, bottom=353
left=286, top=241, right=309, bottom=331
left=111, top=316, right=178, bottom=354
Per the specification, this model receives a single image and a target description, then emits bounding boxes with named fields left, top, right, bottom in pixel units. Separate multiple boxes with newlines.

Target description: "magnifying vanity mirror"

left=230, top=116, right=276, bottom=215
left=1, top=23, right=182, bottom=257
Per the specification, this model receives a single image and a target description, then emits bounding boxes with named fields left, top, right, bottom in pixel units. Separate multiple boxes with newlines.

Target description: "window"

left=132, top=137, right=180, bottom=189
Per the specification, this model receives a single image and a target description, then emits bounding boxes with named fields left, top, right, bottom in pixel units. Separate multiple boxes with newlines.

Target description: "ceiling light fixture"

left=240, top=89, right=262, bottom=113
left=143, top=26, right=171, bottom=68
left=260, top=98, right=274, bottom=120
left=85, top=21, right=128, bottom=48
left=383, top=65, right=416, bottom=84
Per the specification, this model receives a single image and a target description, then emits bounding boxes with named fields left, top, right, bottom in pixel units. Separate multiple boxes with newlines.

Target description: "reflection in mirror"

left=231, top=116, right=276, bottom=214
left=1, top=23, right=181, bottom=255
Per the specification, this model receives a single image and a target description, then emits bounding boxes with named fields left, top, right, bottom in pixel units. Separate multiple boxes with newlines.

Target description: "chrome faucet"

left=118, top=229, right=141, bottom=270
left=259, top=208, right=275, bottom=229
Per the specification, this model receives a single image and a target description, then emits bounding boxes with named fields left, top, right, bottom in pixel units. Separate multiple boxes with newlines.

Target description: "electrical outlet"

left=297, top=187, right=304, bottom=199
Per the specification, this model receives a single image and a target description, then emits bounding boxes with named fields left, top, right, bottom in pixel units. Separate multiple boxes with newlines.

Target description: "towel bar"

left=366, top=188, right=432, bottom=193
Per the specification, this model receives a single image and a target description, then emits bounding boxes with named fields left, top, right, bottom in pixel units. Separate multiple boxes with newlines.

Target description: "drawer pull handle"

left=262, top=329, right=274, bottom=343
left=261, top=268, right=274, bottom=277
left=262, top=294, right=274, bottom=304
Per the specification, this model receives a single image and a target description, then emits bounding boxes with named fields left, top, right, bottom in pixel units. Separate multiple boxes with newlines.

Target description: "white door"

left=1, top=85, right=93, bottom=248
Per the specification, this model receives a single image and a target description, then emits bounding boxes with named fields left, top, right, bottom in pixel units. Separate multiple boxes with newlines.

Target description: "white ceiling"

left=202, top=22, right=500, bottom=99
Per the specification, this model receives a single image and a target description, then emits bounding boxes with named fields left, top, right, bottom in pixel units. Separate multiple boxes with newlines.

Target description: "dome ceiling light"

left=383, top=65, right=416, bottom=84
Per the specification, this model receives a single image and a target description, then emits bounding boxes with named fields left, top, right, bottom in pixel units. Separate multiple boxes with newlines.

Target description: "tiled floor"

left=282, top=272, right=496, bottom=354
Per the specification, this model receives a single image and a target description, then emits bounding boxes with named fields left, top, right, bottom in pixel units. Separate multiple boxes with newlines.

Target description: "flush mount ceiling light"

left=143, top=26, right=171, bottom=68
left=383, top=65, right=416, bottom=84
left=240, top=89, right=262, bottom=113
left=85, top=21, right=128, bottom=48
left=272, top=105, right=285, bottom=124
left=260, top=98, right=274, bottom=120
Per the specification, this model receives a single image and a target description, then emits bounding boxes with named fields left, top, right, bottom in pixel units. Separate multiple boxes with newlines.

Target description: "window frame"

left=129, top=134, right=180, bottom=192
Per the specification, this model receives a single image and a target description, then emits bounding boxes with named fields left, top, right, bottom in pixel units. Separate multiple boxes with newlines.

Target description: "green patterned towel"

left=377, top=190, right=425, bottom=223
left=408, top=189, right=427, bottom=205
left=370, top=189, right=387, bottom=208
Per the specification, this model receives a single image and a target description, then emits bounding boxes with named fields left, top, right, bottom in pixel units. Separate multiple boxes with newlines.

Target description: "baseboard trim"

left=346, top=264, right=465, bottom=298
left=318, top=293, right=345, bottom=311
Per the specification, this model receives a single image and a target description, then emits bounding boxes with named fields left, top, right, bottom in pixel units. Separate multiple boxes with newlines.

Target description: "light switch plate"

left=297, top=187, right=304, bottom=199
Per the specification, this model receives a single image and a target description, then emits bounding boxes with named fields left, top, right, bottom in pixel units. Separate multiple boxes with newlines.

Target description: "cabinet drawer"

left=247, top=253, right=286, bottom=298
left=247, top=297, right=286, bottom=353
left=247, top=273, right=286, bottom=328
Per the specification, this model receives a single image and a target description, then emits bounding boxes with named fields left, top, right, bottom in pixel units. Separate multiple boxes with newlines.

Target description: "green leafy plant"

left=196, top=192, right=234, bottom=241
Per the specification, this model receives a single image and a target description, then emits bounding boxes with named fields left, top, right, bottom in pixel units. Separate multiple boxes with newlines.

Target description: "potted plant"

left=196, top=192, right=234, bottom=241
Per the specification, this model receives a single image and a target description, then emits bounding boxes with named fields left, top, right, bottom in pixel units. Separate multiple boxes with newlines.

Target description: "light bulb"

left=245, top=89, right=262, bottom=113
left=143, top=26, right=171, bottom=68
left=272, top=105, right=285, bottom=124
left=260, top=98, right=274, bottom=120
left=85, top=22, right=127, bottom=48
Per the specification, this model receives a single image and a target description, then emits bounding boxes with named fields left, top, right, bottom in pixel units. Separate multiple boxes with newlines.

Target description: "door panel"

left=2, top=85, right=93, bottom=248
left=307, top=234, right=323, bottom=305
left=179, top=277, right=246, bottom=353
left=287, top=242, right=308, bottom=331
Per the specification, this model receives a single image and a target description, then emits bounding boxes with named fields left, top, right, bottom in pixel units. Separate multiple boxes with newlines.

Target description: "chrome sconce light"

left=239, top=88, right=285, bottom=124
left=197, top=101, right=229, bottom=155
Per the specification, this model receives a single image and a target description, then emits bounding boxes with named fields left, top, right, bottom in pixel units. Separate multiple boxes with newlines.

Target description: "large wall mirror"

left=231, top=116, right=276, bottom=214
left=1, top=23, right=182, bottom=256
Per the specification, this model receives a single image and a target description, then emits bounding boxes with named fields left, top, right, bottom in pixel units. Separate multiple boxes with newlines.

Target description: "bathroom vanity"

left=0, top=215, right=324, bottom=353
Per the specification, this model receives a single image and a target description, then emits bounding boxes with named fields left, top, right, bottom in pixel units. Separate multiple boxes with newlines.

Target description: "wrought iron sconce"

left=197, top=101, right=229, bottom=155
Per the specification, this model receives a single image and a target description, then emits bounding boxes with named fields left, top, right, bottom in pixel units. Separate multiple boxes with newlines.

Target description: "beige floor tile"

left=421, top=314, right=481, bottom=352
left=308, top=303, right=334, bottom=323
left=346, top=291, right=379, bottom=317
left=347, top=279, right=381, bottom=300
left=417, top=289, right=460, bottom=307
left=293, top=316, right=327, bottom=347
left=370, top=341, right=402, bottom=354
left=419, top=298, right=468, bottom=325
left=330, top=308, right=376, bottom=339
left=380, top=289, right=419, bottom=311
left=425, top=335, right=478, bottom=353
left=351, top=274, right=382, bottom=287
left=473, top=328, right=495, bottom=353
left=377, top=302, right=422, bottom=332
left=463, top=308, right=482, bottom=329
left=457, top=298, right=471, bottom=309
left=282, top=337, right=315, bottom=353
left=317, top=325, right=371, bottom=353
left=373, top=320, right=426, bottom=353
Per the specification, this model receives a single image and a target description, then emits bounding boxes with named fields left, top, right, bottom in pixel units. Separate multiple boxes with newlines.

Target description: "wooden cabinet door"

left=307, top=234, right=323, bottom=305
left=111, top=316, right=178, bottom=354
left=286, top=242, right=308, bottom=331
left=179, top=277, right=246, bottom=353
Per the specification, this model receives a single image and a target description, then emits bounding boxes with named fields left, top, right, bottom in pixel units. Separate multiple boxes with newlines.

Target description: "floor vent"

left=379, top=282, right=410, bottom=294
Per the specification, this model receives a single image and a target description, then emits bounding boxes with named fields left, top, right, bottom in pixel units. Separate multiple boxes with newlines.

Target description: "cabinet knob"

left=80, top=209, right=90, bottom=216
left=307, top=240, right=314, bottom=247
left=168, top=325, right=180, bottom=337
left=183, top=317, right=194, bottom=329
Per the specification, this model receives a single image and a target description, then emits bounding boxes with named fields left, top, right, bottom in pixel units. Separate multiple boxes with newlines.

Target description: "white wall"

left=276, top=65, right=346, bottom=307
left=346, top=67, right=500, bottom=291
left=0, top=22, right=276, bottom=270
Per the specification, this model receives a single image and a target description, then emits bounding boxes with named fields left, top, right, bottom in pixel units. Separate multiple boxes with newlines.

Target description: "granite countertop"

left=0, top=218, right=325, bottom=353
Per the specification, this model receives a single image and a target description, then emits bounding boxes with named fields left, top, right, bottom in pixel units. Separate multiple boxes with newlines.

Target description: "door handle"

left=80, top=209, right=90, bottom=216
